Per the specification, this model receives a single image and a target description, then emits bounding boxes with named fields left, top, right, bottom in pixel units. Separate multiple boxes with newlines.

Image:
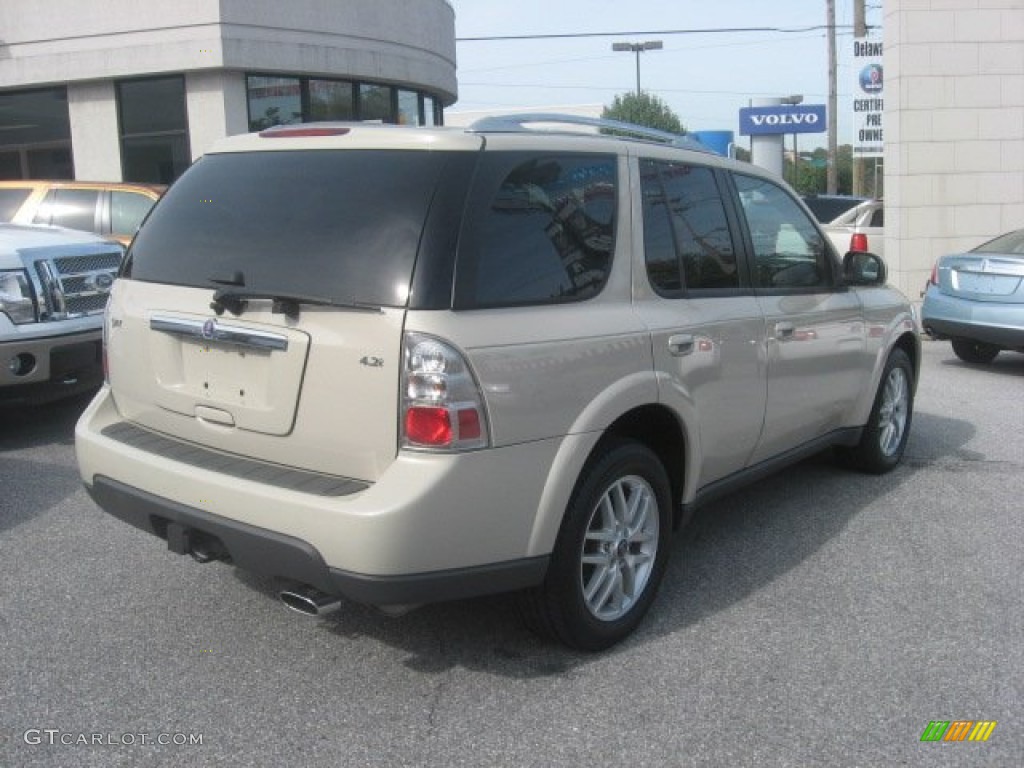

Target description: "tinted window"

left=736, top=175, right=829, bottom=290
left=117, top=77, right=190, bottom=184
left=34, top=189, right=99, bottom=232
left=0, top=188, right=30, bottom=220
left=801, top=195, right=867, bottom=224
left=641, top=159, right=737, bottom=294
left=111, top=191, right=157, bottom=236
left=455, top=153, right=616, bottom=309
left=125, top=150, right=453, bottom=308
left=247, top=76, right=303, bottom=130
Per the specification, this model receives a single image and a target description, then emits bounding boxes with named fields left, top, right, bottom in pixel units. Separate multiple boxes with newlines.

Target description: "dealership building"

left=0, top=0, right=456, bottom=184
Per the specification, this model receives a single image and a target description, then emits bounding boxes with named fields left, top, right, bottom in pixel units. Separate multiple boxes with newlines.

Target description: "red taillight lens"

left=401, top=333, right=490, bottom=452
left=929, top=262, right=939, bottom=285
left=849, top=233, right=869, bottom=252
left=404, top=407, right=452, bottom=447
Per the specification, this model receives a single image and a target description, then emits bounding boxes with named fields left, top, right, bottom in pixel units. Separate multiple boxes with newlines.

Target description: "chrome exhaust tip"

left=280, top=585, right=342, bottom=617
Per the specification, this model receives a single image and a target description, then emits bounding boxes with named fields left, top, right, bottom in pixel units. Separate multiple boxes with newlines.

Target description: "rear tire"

left=951, top=337, right=999, bottom=364
left=838, top=348, right=914, bottom=474
left=520, top=440, right=672, bottom=651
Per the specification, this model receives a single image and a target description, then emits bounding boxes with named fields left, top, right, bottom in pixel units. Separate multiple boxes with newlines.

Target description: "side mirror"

left=843, top=251, right=887, bottom=286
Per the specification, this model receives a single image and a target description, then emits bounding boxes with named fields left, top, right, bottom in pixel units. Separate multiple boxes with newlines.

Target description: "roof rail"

left=466, top=113, right=714, bottom=153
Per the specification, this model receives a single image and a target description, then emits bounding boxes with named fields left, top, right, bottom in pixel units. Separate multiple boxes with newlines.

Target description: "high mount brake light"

left=258, top=127, right=351, bottom=138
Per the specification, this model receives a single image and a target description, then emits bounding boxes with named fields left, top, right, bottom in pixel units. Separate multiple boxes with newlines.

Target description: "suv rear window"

left=124, top=150, right=455, bottom=307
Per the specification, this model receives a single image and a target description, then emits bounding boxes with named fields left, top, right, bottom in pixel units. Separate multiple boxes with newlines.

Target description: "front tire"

left=521, top=440, right=672, bottom=651
left=839, top=348, right=914, bottom=474
left=951, top=337, right=999, bottom=364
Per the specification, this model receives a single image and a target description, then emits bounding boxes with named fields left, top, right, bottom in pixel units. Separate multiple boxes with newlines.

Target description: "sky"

left=446, top=0, right=883, bottom=147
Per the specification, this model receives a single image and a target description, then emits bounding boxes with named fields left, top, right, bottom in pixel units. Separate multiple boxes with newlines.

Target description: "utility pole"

left=827, top=0, right=838, bottom=194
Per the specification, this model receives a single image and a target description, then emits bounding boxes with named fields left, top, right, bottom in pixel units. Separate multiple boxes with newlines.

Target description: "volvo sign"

left=738, top=105, right=827, bottom=136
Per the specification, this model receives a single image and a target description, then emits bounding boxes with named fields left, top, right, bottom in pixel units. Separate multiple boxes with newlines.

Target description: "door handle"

left=775, top=322, right=796, bottom=340
left=668, top=334, right=695, bottom=356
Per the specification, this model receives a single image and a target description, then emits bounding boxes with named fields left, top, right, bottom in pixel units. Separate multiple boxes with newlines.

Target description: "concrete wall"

left=67, top=82, right=122, bottom=181
left=885, top=0, right=1024, bottom=298
left=0, top=0, right=456, bottom=104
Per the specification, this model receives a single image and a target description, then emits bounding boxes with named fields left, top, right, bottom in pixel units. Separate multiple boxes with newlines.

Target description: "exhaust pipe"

left=279, top=585, right=342, bottom=617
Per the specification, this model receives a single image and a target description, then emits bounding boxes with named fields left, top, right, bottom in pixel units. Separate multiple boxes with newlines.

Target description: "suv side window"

left=110, top=191, right=156, bottom=236
left=734, top=174, right=829, bottom=290
left=455, top=153, right=616, bottom=309
left=0, top=188, right=31, bottom=221
left=33, top=188, right=100, bottom=233
left=640, top=159, right=738, bottom=294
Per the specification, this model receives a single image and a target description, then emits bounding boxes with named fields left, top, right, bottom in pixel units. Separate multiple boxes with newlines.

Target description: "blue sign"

left=738, top=105, right=827, bottom=136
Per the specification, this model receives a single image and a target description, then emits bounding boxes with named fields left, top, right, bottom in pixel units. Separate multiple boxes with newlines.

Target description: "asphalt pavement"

left=1, top=339, right=1021, bottom=767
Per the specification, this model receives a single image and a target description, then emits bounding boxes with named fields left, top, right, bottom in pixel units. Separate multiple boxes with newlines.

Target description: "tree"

left=602, top=92, right=685, bottom=134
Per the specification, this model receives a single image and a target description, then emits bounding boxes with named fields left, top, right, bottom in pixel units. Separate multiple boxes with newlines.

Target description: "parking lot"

left=1, top=339, right=1021, bottom=767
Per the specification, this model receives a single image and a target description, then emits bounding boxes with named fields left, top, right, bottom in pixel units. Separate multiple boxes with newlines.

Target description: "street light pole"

left=612, top=40, right=663, bottom=96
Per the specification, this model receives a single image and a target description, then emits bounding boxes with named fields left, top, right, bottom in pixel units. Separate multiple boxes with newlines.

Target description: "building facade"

left=0, top=0, right=456, bottom=183
left=885, top=0, right=1024, bottom=298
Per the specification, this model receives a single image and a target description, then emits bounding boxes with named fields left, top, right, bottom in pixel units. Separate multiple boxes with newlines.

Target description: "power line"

left=456, top=25, right=854, bottom=43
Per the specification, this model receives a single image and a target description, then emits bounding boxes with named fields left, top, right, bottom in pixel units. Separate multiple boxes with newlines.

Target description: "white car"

left=804, top=196, right=884, bottom=260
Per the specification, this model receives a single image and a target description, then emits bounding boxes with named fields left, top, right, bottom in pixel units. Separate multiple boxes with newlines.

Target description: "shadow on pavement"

left=228, top=409, right=975, bottom=680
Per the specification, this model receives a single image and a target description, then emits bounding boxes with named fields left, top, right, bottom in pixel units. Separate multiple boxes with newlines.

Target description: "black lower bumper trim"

left=86, top=476, right=549, bottom=606
left=923, top=318, right=1024, bottom=349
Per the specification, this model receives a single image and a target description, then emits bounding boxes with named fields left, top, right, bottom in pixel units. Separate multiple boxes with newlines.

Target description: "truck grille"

left=33, top=250, right=121, bottom=320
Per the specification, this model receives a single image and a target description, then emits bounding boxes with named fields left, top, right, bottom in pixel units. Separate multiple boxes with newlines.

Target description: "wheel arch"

left=526, top=401, right=692, bottom=559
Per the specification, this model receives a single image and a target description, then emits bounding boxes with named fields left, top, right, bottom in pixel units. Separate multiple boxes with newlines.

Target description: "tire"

left=520, top=439, right=672, bottom=651
left=839, top=348, right=914, bottom=474
left=951, top=337, right=999, bottom=364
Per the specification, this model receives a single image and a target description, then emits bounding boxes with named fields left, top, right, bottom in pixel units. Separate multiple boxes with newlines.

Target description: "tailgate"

left=107, top=281, right=405, bottom=481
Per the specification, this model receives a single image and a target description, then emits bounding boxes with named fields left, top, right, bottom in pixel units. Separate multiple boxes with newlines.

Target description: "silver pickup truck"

left=1, top=223, right=123, bottom=405
left=803, top=196, right=884, bottom=261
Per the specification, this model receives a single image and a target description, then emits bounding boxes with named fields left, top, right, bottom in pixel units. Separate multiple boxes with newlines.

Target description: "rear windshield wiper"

left=209, top=288, right=381, bottom=320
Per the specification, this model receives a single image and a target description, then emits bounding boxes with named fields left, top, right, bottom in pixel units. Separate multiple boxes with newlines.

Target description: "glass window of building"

left=0, top=88, right=73, bottom=179
left=423, top=96, right=438, bottom=127
left=309, top=80, right=354, bottom=122
left=397, top=90, right=419, bottom=126
left=117, top=76, right=190, bottom=184
left=247, top=76, right=303, bottom=130
left=359, top=84, right=394, bottom=123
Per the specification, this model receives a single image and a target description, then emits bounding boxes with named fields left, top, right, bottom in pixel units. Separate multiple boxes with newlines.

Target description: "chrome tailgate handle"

left=150, top=316, right=289, bottom=352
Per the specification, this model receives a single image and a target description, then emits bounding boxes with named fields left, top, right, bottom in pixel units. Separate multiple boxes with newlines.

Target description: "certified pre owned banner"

left=853, top=37, right=883, bottom=157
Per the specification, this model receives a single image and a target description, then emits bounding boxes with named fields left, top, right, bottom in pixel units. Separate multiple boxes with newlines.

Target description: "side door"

left=632, top=155, right=767, bottom=490
left=730, top=172, right=867, bottom=463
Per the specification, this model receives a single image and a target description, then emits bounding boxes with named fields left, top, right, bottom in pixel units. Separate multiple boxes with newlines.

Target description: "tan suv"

left=0, top=180, right=164, bottom=247
left=75, top=116, right=919, bottom=650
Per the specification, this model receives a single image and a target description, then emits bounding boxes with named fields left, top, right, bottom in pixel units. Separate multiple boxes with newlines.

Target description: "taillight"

left=401, top=333, right=489, bottom=451
left=849, top=232, right=869, bottom=252
left=929, top=262, right=939, bottom=286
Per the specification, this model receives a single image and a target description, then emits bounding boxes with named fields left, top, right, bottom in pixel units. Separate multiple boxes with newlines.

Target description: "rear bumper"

left=87, top=476, right=548, bottom=606
left=0, top=330, right=103, bottom=404
left=921, top=291, right=1024, bottom=349
left=75, top=387, right=579, bottom=605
